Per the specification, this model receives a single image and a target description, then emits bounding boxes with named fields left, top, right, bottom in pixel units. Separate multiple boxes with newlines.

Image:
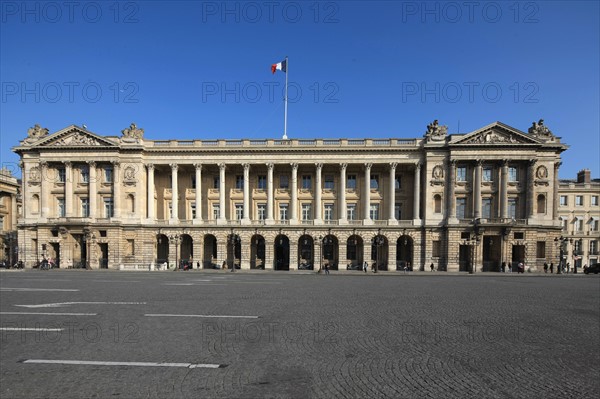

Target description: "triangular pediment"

left=32, top=125, right=118, bottom=148
left=453, top=122, right=541, bottom=145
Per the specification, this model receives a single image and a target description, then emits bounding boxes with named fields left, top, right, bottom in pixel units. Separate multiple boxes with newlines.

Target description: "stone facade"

left=12, top=120, right=571, bottom=272
left=0, top=167, right=21, bottom=266
left=557, top=169, right=600, bottom=270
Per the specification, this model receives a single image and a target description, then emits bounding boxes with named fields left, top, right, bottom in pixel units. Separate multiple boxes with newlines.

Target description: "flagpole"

left=283, top=56, right=288, bottom=140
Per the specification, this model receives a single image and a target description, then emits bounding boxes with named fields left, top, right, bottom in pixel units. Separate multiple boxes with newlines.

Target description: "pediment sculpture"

left=528, top=119, right=555, bottom=141
left=121, top=123, right=144, bottom=142
left=424, top=119, right=448, bottom=142
left=25, top=124, right=49, bottom=143
left=49, top=132, right=103, bottom=146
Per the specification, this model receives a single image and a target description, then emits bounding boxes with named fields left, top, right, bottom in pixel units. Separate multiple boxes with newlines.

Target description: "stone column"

left=240, top=236, right=250, bottom=270
left=527, top=160, right=536, bottom=218
left=290, top=163, right=298, bottom=224
left=474, top=160, right=482, bottom=219
left=64, top=161, right=73, bottom=217
left=146, top=163, right=154, bottom=220
left=447, top=160, right=457, bottom=223
left=112, top=161, right=121, bottom=218
left=339, top=163, right=347, bottom=223
left=242, top=163, right=250, bottom=223
left=40, top=161, right=48, bottom=218
left=289, top=238, right=298, bottom=270
left=170, top=163, right=179, bottom=221
left=363, top=240, right=372, bottom=267
left=11, top=192, right=17, bottom=227
left=314, top=163, right=323, bottom=223
left=194, top=163, right=203, bottom=223
left=364, top=163, right=372, bottom=223
left=413, top=162, right=422, bottom=222
left=338, top=239, right=348, bottom=268
left=218, top=163, right=226, bottom=223
left=500, top=160, right=508, bottom=219
left=388, top=162, right=397, bottom=223
left=553, top=162, right=561, bottom=219
left=388, top=241, right=397, bottom=272
left=266, top=163, right=274, bottom=223
left=88, top=161, right=97, bottom=219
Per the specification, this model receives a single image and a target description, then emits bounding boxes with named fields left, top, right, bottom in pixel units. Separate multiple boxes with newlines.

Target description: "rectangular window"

left=591, top=219, right=599, bottom=232
left=279, top=203, right=289, bottom=221
left=574, top=240, right=582, bottom=255
left=213, top=176, right=219, bottom=189
left=235, top=175, right=244, bottom=189
left=279, top=174, right=289, bottom=189
left=395, top=203, right=402, bottom=220
left=257, top=204, right=266, bottom=221
left=301, top=203, right=312, bottom=221
left=235, top=203, right=243, bottom=220
left=508, top=166, right=518, bottom=182
left=81, top=167, right=89, bottom=183
left=482, top=167, right=493, bottom=182
left=370, top=204, right=380, bottom=220
left=104, top=168, right=113, bottom=183
left=395, top=176, right=401, bottom=190
left=81, top=198, right=89, bottom=217
left=191, top=203, right=197, bottom=219
left=560, top=195, right=568, bottom=206
left=324, top=203, right=334, bottom=221
left=592, top=196, right=599, bottom=206
left=58, top=168, right=66, bottom=183
left=302, top=175, right=312, bottom=190
left=127, top=239, right=135, bottom=256
left=508, top=198, right=517, bottom=219
left=562, top=218, right=568, bottom=231
left=456, top=166, right=467, bottom=182
left=212, top=204, right=220, bottom=220
left=57, top=198, right=65, bottom=217
left=370, top=174, right=379, bottom=190
left=168, top=202, right=173, bottom=218
left=347, top=175, right=357, bottom=189
left=576, top=217, right=584, bottom=232
left=576, top=196, right=583, bottom=206
left=590, top=240, right=598, bottom=255
left=482, top=198, right=492, bottom=219
left=456, top=198, right=466, bottom=219
left=191, top=175, right=196, bottom=189
left=103, top=198, right=113, bottom=218
left=347, top=204, right=356, bottom=220
left=324, top=175, right=335, bottom=190
left=432, top=241, right=441, bottom=258
left=536, top=241, right=546, bottom=258
left=257, top=175, right=267, bottom=190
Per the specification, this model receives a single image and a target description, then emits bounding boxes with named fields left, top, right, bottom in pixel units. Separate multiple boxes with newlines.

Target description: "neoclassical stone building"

left=13, top=120, right=569, bottom=272
left=0, top=167, right=21, bottom=266
left=557, top=169, right=600, bottom=270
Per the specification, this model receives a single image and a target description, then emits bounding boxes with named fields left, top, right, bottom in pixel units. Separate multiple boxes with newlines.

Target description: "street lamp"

left=83, top=230, right=96, bottom=269
left=169, top=234, right=181, bottom=271
left=371, top=231, right=384, bottom=273
left=553, top=236, right=571, bottom=274
left=228, top=230, right=241, bottom=272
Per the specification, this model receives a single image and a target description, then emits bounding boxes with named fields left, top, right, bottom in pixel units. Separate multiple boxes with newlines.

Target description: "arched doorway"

left=180, top=234, right=193, bottom=269
left=203, top=234, right=217, bottom=269
left=397, top=235, right=413, bottom=271
left=322, top=235, right=339, bottom=270
left=298, top=235, right=314, bottom=270
left=274, top=235, right=290, bottom=270
left=251, top=234, right=265, bottom=269
left=371, top=234, right=388, bottom=271
left=156, top=234, right=169, bottom=266
left=346, top=235, right=363, bottom=269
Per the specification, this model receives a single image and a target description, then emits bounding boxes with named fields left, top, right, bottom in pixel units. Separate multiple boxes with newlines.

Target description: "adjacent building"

left=0, top=167, right=21, bottom=266
left=557, top=169, right=600, bottom=270
left=12, top=120, right=571, bottom=272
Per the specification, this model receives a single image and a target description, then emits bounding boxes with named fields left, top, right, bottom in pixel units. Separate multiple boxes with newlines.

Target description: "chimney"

left=577, top=169, right=591, bottom=184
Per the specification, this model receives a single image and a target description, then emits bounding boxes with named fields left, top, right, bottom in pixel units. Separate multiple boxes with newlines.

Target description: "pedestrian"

left=543, top=262, right=548, bottom=273
left=549, top=262, right=554, bottom=273
left=324, top=262, right=330, bottom=275
left=566, top=262, right=571, bottom=274
left=197, top=260, right=200, bottom=269
left=430, top=262, right=435, bottom=271
left=363, top=261, right=368, bottom=273
left=518, top=262, right=524, bottom=274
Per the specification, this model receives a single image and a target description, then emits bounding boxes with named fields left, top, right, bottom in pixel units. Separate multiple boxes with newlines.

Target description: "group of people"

left=543, top=261, right=574, bottom=273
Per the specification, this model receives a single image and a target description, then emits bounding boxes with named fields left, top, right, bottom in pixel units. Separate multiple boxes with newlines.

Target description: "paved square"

left=1, top=270, right=599, bottom=398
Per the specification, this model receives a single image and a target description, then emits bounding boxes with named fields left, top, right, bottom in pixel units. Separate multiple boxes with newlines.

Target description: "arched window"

left=127, top=194, right=135, bottom=214
left=537, top=194, right=546, bottom=214
left=434, top=194, right=442, bottom=214
left=32, top=194, right=40, bottom=214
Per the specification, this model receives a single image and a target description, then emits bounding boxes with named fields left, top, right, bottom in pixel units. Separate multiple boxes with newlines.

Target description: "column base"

left=192, top=219, right=204, bottom=225
left=168, top=218, right=179, bottom=225
left=338, top=219, right=348, bottom=225
left=240, top=218, right=252, bottom=225
left=447, top=217, right=459, bottom=225
left=289, top=219, right=299, bottom=225
left=363, top=219, right=374, bottom=225
left=264, top=219, right=276, bottom=225
left=216, top=218, right=228, bottom=225
left=388, top=219, right=398, bottom=225
left=313, top=219, right=324, bottom=225
left=413, top=218, right=422, bottom=226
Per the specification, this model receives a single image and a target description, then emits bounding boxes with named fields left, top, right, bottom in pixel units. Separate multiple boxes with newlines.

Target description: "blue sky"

left=1, top=0, right=598, bottom=179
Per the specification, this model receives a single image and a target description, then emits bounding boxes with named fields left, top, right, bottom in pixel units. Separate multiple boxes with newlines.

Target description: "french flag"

left=271, top=59, right=287, bottom=74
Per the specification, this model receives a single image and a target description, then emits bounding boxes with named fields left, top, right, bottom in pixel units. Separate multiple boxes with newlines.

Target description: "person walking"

left=324, top=262, right=330, bottom=275
left=363, top=261, right=368, bottom=273
left=549, top=262, right=554, bottom=273
left=430, top=262, right=435, bottom=272
left=543, top=262, right=548, bottom=273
